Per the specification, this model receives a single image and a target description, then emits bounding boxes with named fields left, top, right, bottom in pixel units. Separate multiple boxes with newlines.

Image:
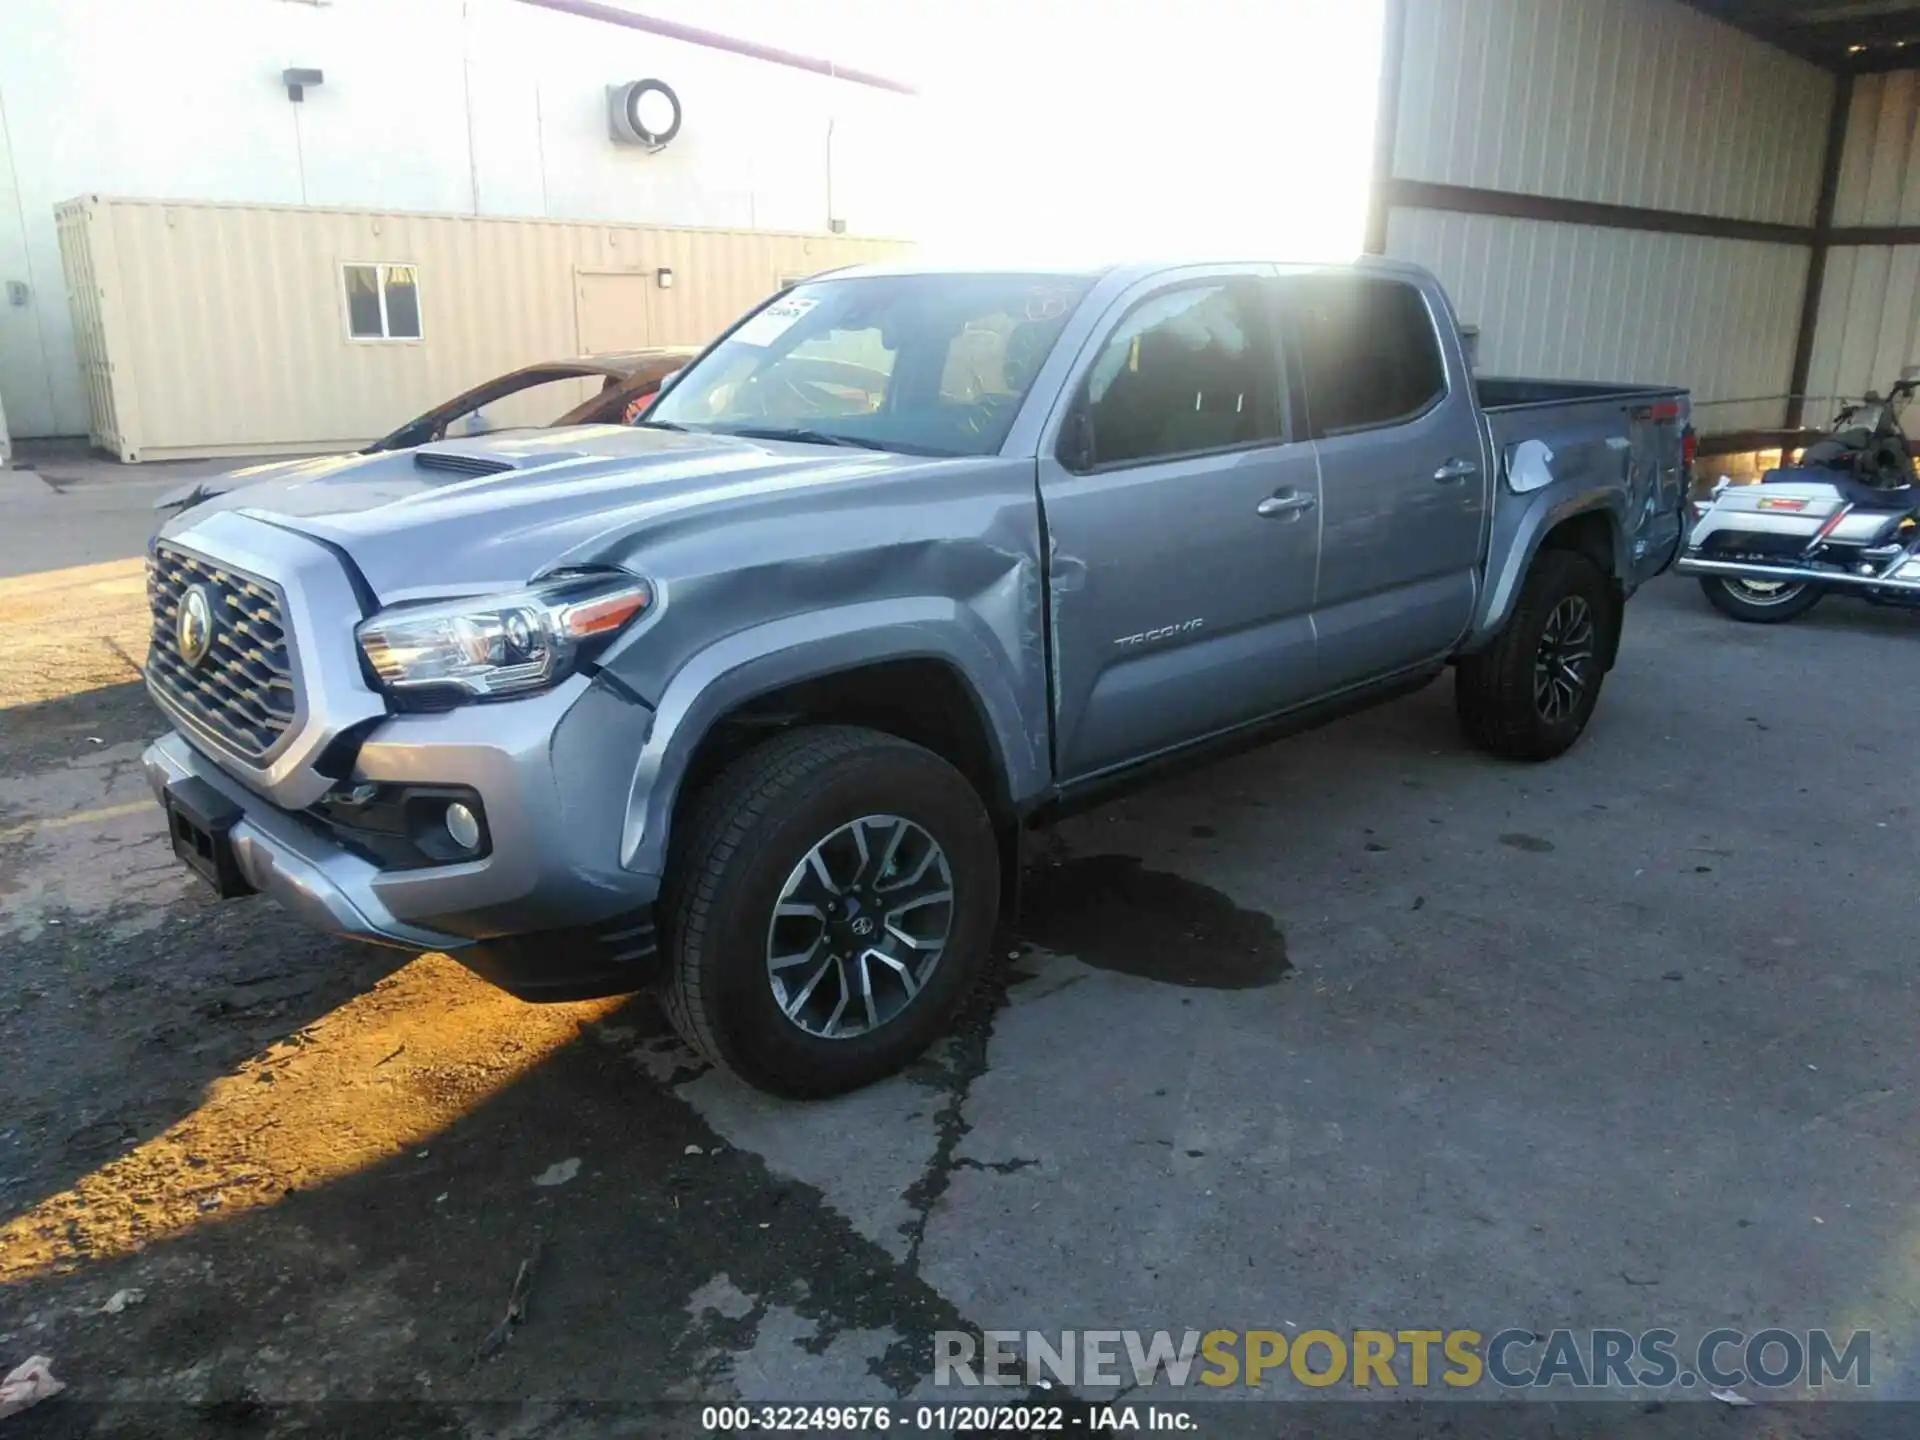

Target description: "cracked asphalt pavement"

left=2, top=521, right=1918, bottom=1435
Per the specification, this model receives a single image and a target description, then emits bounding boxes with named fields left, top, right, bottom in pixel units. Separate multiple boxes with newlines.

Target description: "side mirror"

left=654, top=368, right=682, bottom=397
left=1060, top=410, right=1096, bottom=473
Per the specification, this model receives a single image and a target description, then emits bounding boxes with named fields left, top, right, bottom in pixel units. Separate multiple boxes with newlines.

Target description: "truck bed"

left=1475, top=376, right=1686, bottom=412
left=1470, top=373, right=1691, bottom=636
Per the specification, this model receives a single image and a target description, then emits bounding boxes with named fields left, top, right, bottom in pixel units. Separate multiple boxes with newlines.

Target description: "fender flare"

left=617, top=597, right=1045, bottom=878
left=1467, top=489, right=1630, bottom=649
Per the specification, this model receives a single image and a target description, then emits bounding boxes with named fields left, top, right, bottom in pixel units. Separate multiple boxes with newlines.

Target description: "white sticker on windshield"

left=731, top=295, right=819, bottom=347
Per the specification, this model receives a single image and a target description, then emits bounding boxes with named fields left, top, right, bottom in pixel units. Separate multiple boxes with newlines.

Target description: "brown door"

left=575, top=270, right=653, bottom=354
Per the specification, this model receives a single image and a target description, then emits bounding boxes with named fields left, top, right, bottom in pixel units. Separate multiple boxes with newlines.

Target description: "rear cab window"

left=1281, top=275, right=1447, bottom=437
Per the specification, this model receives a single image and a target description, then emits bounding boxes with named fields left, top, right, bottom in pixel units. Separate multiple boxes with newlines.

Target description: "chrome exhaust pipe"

left=1677, top=554, right=1920, bottom=594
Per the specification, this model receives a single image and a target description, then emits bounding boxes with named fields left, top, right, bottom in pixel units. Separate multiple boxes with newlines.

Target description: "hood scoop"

left=414, top=448, right=519, bottom=478
left=413, top=442, right=596, bottom=478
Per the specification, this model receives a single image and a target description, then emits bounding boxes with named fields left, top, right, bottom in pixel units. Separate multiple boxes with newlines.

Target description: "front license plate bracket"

left=164, top=776, right=257, bottom=899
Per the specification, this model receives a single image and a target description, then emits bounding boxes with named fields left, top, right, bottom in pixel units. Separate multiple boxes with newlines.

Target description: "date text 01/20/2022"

left=698, top=1404, right=1195, bottom=1431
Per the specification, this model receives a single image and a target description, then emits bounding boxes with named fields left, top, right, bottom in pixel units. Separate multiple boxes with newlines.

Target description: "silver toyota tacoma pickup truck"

left=144, top=258, right=1689, bottom=1095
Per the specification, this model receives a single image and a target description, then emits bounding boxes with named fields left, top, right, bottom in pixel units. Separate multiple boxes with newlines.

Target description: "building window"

left=343, top=263, right=423, bottom=341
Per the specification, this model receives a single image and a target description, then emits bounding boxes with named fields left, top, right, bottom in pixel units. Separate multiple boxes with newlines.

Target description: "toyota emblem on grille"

left=176, top=584, right=215, bottom=667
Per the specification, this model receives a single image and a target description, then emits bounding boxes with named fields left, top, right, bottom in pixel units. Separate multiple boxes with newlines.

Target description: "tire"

left=1456, top=549, right=1616, bottom=762
left=659, top=725, right=1000, bottom=1098
left=1698, top=574, right=1824, bottom=624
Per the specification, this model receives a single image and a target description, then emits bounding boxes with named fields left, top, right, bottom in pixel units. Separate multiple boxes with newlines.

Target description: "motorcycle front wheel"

left=1699, top=575, right=1824, bottom=624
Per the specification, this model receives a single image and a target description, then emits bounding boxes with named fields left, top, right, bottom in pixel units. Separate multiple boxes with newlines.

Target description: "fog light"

left=444, top=802, right=481, bottom=853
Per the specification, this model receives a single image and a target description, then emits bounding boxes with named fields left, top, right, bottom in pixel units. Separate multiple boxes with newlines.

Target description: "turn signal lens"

left=560, top=589, right=651, bottom=639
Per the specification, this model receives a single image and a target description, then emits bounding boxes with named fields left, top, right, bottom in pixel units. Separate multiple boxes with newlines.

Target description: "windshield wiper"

left=632, top=419, right=694, bottom=432
left=717, top=425, right=894, bottom=452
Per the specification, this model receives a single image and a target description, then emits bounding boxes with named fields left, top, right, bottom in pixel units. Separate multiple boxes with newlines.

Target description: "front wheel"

left=1456, top=549, right=1616, bottom=762
left=660, top=726, right=1000, bottom=1098
left=1698, top=575, right=1824, bottom=624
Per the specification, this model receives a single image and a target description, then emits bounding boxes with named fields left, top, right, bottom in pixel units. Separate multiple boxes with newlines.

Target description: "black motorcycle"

left=1676, top=376, right=1920, bottom=623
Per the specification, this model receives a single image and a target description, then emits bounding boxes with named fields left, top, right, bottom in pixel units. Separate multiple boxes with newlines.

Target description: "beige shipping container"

left=54, top=196, right=912, bottom=463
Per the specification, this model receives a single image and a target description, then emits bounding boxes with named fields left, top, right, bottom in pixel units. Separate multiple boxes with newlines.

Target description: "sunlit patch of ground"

left=0, top=551, right=619, bottom=1288
left=0, top=555, right=175, bottom=935
left=0, top=556, right=151, bottom=710
left=0, top=952, right=619, bottom=1281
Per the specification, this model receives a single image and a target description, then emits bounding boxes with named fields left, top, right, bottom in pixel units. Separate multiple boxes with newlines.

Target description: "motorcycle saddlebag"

left=1690, top=478, right=1847, bottom=557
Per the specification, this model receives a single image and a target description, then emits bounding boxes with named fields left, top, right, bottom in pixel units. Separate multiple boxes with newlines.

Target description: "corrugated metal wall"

left=1383, top=0, right=1834, bottom=430
left=57, top=197, right=909, bottom=462
left=1804, top=71, right=1920, bottom=421
left=1395, top=0, right=1831, bottom=223
left=1389, top=210, right=1810, bottom=432
left=1833, top=70, right=1920, bottom=228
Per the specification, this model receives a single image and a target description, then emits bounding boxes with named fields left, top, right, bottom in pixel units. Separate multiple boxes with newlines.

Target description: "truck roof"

left=806, top=254, right=1436, bottom=284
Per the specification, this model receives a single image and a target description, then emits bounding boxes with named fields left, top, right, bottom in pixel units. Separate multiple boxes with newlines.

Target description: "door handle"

left=1433, top=457, right=1478, bottom=483
left=1257, top=491, right=1317, bottom=518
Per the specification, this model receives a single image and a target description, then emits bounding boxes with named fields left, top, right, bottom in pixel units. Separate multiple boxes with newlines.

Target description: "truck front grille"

left=146, top=542, right=298, bottom=761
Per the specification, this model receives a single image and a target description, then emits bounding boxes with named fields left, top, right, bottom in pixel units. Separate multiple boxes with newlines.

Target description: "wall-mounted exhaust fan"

left=607, top=79, right=683, bottom=151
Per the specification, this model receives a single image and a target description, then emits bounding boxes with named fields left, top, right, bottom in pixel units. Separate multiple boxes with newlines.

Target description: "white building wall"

left=1395, top=0, right=1831, bottom=224
left=1805, top=245, right=1920, bottom=420
left=1389, top=210, right=1810, bottom=433
left=1384, top=0, right=1834, bottom=430
left=1803, top=71, right=1920, bottom=421
left=1832, top=69, right=1920, bottom=228
left=0, top=0, right=920, bottom=439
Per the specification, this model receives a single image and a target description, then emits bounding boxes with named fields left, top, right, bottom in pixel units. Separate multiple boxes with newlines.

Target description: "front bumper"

left=142, top=673, right=668, bottom=1000
left=144, top=730, right=464, bottom=951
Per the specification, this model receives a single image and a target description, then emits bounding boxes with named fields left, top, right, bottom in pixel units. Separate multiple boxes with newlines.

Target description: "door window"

left=1071, top=281, right=1279, bottom=470
left=1284, top=276, right=1446, bottom=437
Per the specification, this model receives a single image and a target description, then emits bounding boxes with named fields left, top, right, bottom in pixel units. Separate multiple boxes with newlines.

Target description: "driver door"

left=1038, top=267, right=1324, bottom=781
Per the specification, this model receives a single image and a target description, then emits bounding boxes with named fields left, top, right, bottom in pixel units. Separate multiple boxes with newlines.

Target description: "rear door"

left=1038, top=268, right=1323, bottom=781
left=1278, top=272, right=1488, bottom=692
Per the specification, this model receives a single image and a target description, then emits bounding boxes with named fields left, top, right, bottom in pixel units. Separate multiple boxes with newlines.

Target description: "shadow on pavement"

left=0, top=981, right=979, bottom=1435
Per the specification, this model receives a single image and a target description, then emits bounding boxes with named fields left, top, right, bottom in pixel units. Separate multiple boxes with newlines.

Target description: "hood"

left=151, top=431, right=558, bottom=512
left=159, top=425, right=917, bottom=601
left=154, top=450, right=366, bottom=512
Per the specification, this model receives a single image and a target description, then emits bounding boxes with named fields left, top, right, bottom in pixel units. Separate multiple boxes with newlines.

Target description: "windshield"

left=644, top=273, right=1093, bottom=457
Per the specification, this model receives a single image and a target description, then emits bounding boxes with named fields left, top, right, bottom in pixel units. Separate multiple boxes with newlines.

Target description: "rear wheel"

left=660, top=726, right=999, bottom=1098
left=1698, top=575, right=1824, bottom=624
left=1456, top=549, right=1615, bottom=762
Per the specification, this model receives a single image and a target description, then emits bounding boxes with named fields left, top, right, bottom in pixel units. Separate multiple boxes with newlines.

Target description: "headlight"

left=356, top=572, right=652, bottom=700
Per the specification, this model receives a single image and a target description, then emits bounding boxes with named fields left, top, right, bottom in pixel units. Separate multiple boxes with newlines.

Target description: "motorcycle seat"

left=1760, top=467, right=1919, bottom=512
